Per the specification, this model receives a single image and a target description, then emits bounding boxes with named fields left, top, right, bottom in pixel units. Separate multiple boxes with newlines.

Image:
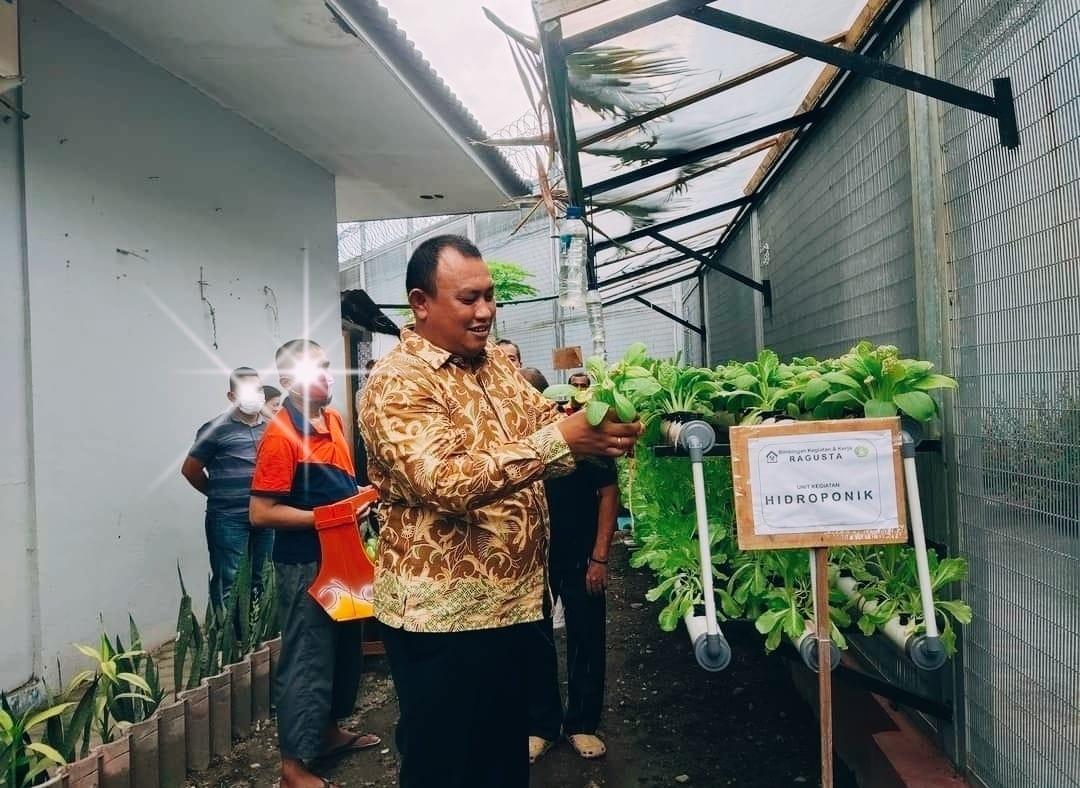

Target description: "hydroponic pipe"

left=798, top=553, right=840, bottom=673
left=836, top=576, right=946, bottom=671
left=663, top=418, right=731, bottom=672
left=684, top=609, right=731, bottom=672
left=792, top=628, right=840, bottom=673
left=900, top=431, right=944, bottom=668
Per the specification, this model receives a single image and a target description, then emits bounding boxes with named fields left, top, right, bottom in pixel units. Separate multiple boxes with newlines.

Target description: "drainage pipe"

left=663, top=418, right=731, bottom=672
left=900, top=427, right=945, bottom=669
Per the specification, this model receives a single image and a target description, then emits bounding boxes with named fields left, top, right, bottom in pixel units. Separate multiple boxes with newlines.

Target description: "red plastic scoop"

left=308, top=486, right=379, bottom=621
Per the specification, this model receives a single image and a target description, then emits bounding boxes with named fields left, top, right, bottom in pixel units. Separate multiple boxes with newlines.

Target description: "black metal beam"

left=584, top=110, right=822, bottom=197
left=598, top=253, right=692, bottom=289
left=604, top=272, right=699, bottom=307
left=632, top=296, right=703, bottom=335
left=594, top=195, right=752, bottom=253
left=595, top=226, right=727, bottom=268
left=683, top=6, right=1019, bottom=148
left=536, top=18, right=597, bottom=288
left=563, top=0, right=711, bottom=52
left=650, top=232, right=768, bottom=299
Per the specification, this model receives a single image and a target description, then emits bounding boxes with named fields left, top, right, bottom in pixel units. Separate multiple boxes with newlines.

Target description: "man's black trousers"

left=528, top=559, right=607, bottom=740
left=382, top=622, right=531, bottom=788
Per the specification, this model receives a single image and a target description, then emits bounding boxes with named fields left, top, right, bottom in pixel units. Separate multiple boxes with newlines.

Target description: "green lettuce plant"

left=544, top=342, right=660, bottom=425
left=803, top=341, right=957, bottom=421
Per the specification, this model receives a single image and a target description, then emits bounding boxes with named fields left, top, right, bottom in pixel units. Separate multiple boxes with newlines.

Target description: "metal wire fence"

left=704, top=1, right=1078, bottom=785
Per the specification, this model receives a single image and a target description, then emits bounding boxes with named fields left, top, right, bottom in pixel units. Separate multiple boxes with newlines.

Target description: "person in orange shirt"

left=250, top=339, right=380, bottom=788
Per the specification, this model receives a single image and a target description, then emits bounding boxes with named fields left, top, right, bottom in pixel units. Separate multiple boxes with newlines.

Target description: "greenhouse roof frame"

left=534, top=0, right=1020, bottom=310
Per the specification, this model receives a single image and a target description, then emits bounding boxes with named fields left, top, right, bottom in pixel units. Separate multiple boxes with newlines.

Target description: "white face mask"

left=235, top=389, right=265, bottom=417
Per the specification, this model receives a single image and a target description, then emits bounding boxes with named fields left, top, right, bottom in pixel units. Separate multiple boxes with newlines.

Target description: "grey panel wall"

left=711, top=34, right=917, bottom=362
left=706, top=221, right=758, bottom=364
left=934, top=1, right=1080, bottom=786
left=681, top=279, right=704, bottom=366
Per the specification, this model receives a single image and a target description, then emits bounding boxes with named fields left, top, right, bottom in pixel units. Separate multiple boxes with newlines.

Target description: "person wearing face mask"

left=250, top=339, right=381, bottom=788
left=181, top=366, right=274, bottom=612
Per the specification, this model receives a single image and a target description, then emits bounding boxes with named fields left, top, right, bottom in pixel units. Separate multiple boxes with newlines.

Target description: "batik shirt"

left=358, top=328, right=575, bottom=632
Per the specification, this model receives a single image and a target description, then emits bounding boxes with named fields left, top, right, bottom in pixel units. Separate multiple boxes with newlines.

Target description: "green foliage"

left=620, top=342, right=970, bottom=658
left=487, top=261, right=538, bottom=303
left=175, top=555, right=279, bottom=691
left=41, top=676, right=98, bottom=764
left=544, top=342, right=660, bottom=425
left=981, top=377, right=1079, bottom=518
left=0, top=694, right=73, bottom=787
left=68, top=617, right=156, bottom=744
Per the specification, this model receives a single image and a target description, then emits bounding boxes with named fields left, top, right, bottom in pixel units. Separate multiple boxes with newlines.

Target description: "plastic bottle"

left=557, top=206, right=588, bottom=310
left=585, top=289, right=606, bottom=359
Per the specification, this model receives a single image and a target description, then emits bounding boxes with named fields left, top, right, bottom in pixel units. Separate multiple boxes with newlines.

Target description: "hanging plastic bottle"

left=585, top=289, right=606, bottom=359
left=557, top=206, right=588, bottom=310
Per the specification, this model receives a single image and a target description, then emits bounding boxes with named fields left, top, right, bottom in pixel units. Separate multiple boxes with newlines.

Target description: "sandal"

left=567, top=733, right=607, bottom=759
left=320, top=732, right=381, bottom=759
left=528, top=735, right=554, bottom=764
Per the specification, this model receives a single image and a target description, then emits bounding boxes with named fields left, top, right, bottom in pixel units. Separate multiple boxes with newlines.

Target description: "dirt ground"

left=187, top=542, right=855, bottom=788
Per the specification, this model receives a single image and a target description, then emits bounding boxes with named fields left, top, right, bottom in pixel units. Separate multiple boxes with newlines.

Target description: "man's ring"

left=617, top=437, right=624, bottom=450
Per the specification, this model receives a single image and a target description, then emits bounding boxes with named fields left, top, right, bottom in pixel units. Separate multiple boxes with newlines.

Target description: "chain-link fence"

left=703, top=1, right=1079, bottom=785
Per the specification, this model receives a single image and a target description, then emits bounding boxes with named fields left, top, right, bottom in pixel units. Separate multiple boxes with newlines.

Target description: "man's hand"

left=585, top=559, right=608, bottom=596
left=180, top=456, right=209, bottom=495
left=557, top=411, right=643, bottom=457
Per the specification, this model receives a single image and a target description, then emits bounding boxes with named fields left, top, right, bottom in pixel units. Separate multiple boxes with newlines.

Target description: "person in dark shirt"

left=250, top=339, right=380, bottom=788
left=521, top=370, right=619, bottom=763
left=181, top=366, right=272, bottom=610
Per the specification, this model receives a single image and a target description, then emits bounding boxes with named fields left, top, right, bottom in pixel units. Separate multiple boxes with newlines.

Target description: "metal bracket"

left=683, top=6, right=1019, bottom=149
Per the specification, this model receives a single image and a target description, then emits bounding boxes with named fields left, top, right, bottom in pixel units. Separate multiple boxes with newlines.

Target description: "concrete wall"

left=6, top=0, right=341, bottom=687
left=0, top=93, right=38, bottom=691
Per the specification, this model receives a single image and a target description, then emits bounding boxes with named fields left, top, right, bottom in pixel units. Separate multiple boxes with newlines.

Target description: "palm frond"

left=567, top=48, right=686, bottom=119
left=594, top=192, right=689, bottom=230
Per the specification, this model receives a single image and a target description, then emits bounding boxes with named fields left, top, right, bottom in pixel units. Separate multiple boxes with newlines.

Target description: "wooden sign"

left=552, top=345, right=583, bottom=370
left=730, top=417, right=907, bottom=550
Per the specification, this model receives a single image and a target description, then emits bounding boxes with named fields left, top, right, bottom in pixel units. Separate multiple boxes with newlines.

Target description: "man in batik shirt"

left=358, top=234, right=640, bottom=788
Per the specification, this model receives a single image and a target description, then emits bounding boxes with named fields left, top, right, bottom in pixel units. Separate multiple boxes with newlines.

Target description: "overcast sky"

left=381, top=0, right=537, bottom=134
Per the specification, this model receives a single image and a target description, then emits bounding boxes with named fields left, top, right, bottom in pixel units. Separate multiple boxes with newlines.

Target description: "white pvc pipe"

left=837, top=576, right=914, bottom=653
left=691, top=460, right=720, bottom=637
left=836, top=575, right=945, bottom=670
left=903, top=456, right=939, bottom=639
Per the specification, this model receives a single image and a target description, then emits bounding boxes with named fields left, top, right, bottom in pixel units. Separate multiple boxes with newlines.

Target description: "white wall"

left=16, top=0, right=341, bottom=685
left=0, top=96, right=38, bottom=691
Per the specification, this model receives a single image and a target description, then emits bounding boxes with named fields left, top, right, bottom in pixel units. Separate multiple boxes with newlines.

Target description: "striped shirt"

left=188, top=412, right=267, bottom=518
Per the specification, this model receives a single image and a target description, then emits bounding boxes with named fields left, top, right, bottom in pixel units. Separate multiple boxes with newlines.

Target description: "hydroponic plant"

left=592, top=342, right=971, bottom=657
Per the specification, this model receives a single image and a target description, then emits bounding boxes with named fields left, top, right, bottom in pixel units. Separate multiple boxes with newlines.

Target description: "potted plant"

left=0, top=693, right=73, bottom=787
